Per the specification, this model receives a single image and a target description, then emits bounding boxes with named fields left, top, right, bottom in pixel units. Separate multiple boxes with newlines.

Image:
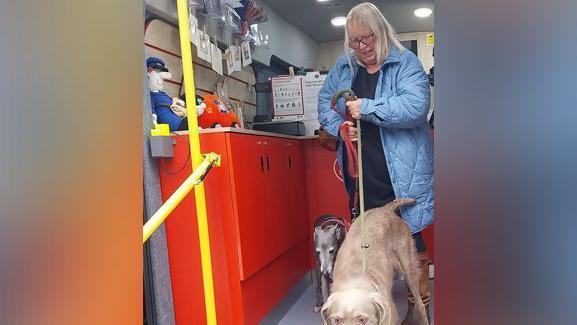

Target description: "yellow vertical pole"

left=175, top=0, right=218, bottom=324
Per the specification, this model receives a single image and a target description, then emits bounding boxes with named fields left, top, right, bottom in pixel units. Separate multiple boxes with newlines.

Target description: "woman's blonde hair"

left=344, top=2, right=403, bottom=70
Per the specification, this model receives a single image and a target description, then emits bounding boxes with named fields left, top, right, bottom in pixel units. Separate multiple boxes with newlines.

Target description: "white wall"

left=145, top=0, right=319, bottom=69
left=145, top=0, right=178, bottom=22
left=317, top=32, right=435, bottom=72
left=252, top=0, right=318, bottom=68
left=317, top=40, right=344, bottom=72
left=395, top=32, right=434, bottom=72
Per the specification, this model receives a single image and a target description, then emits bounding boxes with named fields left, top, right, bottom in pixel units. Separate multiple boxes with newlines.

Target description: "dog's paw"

left=313, top=306, right=322, bottom=313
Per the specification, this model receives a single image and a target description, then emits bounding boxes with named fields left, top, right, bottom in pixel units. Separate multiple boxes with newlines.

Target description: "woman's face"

left=348, top=23, right=377, bottom=66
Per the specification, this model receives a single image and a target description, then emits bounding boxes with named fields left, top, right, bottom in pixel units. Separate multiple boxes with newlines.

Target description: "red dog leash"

left=330, top=89, right=361, bottom=220
left=330, top=89, right=359, bottom=179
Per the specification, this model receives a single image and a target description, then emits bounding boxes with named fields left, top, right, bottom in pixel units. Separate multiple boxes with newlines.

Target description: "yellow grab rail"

left=142, top=153, right=220, bottom=244
left=176, top=0, right=218, bottom=324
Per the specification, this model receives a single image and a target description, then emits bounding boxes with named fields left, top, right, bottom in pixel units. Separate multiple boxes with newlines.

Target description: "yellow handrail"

left=176, top=0, right=218, bottom=324
left=142, top=153, right=220, bottom=244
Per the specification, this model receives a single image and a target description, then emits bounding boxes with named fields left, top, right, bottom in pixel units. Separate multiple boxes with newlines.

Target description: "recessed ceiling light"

left=331, top=16, right=347, bottom=27
left=317, top=0, right=331, bottom=2
left=414, top=7, right=433, bottom=18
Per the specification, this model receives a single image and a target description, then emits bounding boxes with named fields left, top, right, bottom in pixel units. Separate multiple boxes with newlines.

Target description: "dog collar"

left=320, top=217, right=350, bottom=231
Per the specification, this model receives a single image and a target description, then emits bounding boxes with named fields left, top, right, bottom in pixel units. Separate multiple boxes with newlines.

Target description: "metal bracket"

left=202, top=152, right=221, bottom=167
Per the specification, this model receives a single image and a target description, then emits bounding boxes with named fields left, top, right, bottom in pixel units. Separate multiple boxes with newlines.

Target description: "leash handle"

left=330, top=89, right=357, bottom=121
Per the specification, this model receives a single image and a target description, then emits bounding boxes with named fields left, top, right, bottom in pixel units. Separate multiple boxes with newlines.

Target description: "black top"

left=344, top=66, right=395, bottom=211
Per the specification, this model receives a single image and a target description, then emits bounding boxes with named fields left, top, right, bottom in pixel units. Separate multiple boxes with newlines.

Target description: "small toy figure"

left=198, top=94, right=242, bottom=129
left=147, top=57, right=188, bottom=131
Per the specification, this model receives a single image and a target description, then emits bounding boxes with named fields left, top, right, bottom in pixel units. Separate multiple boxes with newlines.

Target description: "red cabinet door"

left=227, top=134, right=273, bottom=280
left=264, top=137, right=293, bottom=258
left=284, top=140, right=309, bottom=244
left=264, top=139, right=310, bottom=257
left=302, top=139, right=351, bottom=267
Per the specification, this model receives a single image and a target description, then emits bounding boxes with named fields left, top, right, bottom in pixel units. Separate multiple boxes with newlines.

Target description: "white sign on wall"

left=301, top=72, right=327, bottom=135
left=302, top=72, right=327, bottom=119
left=271, top=76, right=304, bottom=116
left=270, top=72, right=328, bottom=135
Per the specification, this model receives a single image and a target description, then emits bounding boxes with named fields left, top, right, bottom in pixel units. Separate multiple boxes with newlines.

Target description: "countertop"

left=174, top=127, right=318, bottom=140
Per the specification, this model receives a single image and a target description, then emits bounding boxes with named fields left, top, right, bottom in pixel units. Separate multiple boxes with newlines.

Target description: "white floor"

left=278, top=279, right=434, bottom=325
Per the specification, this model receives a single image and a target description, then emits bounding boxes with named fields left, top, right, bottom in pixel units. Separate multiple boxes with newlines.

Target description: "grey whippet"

left=313, top=214, right=348, bottom=312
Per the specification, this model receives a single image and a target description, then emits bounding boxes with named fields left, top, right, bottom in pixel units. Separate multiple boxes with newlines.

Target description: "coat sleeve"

left=360, top=53, right=431, bottom=129
left=317, top=64, right=346, bottom=138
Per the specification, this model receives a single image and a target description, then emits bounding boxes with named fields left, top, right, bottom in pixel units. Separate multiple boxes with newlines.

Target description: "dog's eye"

left=329, top=247, right=334, bottom=254
left=357, top=316, right=367, bottom=324
left=316, top=250, right=321, bottom=256
left=333, top=317, right=343, bottom=325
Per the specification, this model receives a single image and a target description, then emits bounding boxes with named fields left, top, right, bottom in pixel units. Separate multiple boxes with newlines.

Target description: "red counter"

left=159, top=130, right=310, bottom=325
left=158, top=129, right=434, bottom=324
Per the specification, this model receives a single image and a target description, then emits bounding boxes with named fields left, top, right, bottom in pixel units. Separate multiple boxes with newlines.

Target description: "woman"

left=317, top=2, right=434, bottom=322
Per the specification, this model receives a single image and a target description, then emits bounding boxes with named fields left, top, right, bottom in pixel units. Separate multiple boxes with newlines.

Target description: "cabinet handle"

left=260, top=156, right=264, bottom=172
left=266, top=156, right=270, bottom=172
left=288, top=156, right=292, bottom=168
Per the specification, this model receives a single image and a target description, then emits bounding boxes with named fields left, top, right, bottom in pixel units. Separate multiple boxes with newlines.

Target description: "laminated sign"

left=302, top=72, right=327, bottom=120
left=271, top=76, right=304, bottom=116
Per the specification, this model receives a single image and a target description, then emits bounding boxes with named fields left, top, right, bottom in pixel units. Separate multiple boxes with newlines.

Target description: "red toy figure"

left=198, top=94, right=242, bottom=129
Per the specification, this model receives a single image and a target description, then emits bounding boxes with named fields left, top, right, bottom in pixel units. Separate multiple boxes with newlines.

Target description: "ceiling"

left=260, top=0, right=434, bottom=43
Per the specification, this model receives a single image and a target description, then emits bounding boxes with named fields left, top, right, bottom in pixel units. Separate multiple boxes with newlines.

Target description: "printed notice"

left=271, top=76, right=304, bottom=116
left=302, top=72, right=327, bottom=119
left=241, top=40, right=252, bottom=67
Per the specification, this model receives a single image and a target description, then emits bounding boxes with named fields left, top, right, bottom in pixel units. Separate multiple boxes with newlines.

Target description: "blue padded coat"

left=317, top=46, right=434, bottom=233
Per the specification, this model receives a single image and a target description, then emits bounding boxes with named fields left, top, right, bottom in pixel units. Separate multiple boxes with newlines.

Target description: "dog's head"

left=321, top=289, right=391, bottom=325
left=314, top=223, right=344, bottom=277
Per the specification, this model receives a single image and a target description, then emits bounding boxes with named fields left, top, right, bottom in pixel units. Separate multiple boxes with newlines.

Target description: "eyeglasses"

left=349, top=33, right=375, bottom=49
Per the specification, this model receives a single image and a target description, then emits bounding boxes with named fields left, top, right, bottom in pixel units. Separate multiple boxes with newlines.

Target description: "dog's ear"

left=313, top=226, right=321, bottom=243
left=336, top=226, right=346, bottom=243
left=321, top=292, right=337, bottom=325
left=369, top=292, right=392, bottom=325
left=333, top=225, right=342, bottom=242
left=326, top=224, right=340, bottom=238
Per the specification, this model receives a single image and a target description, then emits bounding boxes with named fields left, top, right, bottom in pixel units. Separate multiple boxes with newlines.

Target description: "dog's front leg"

left=321, top=275, right=330, bottom=306
left=314, top=269, right=323, bottom=312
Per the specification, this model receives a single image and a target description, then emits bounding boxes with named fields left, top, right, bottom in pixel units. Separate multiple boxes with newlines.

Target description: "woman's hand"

left=345, top=99, right=363, bottom=119
left=339, top=121, right=357, bottom=141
